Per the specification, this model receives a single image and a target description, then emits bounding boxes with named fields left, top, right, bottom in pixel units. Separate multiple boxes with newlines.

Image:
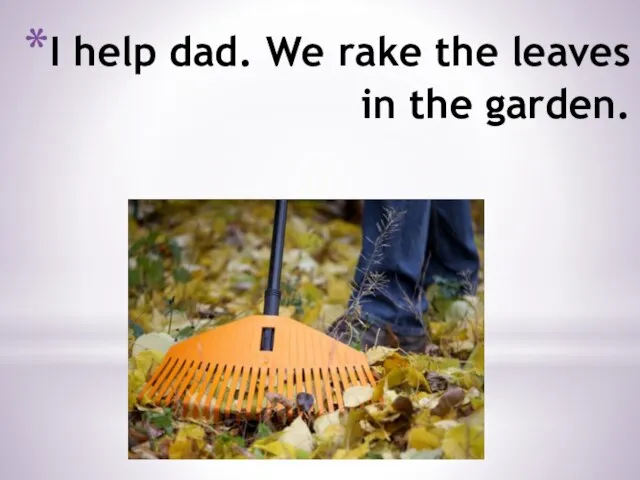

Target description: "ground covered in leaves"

left=128, top=200, right=484, bottom=460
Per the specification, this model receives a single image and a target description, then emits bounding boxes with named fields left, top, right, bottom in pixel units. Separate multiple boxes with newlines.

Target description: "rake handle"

left=263, top=200, right=288, bottom=316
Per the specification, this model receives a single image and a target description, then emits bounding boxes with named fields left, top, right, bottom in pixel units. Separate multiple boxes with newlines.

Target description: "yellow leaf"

left=317, top=304, right=344, bottom=330
left=301, top=302, right=322, bottom=326
left=200, top=247, right=232, bottom=275
left=168, top=424, right=206, bottom=459
left=133, top=312, right=152, bottom=332
left=413, top=409, right=433, bottom=427
left=442, top=424, right=484, bottom=459
left=445, top=299, right=476, bottom=328
left=314, top=411, right=342, bottom=436
left=328, top=241, right=360, bottom=266
left=344, top=409, right=366, bottom=447
left=288, top=223, right=324, bottom=254
left=365, top=346, right=398, bottom=366
left=364, top=429, right=389, bottom=444
left=383, top=355, right=409, bottom=372
left=133, top=349, right=165, bottom=379
left=312, top=422, right=345, bottom=459
left=280, top=305, right=296, bottom=318
left=429, top=321, right=447, bottom=341
left=327, top=277, right=352, bottom=303
left=212, top=217, right=227, bottom=235
left=151, top=309, right=168, bottom=331
left=465, top=344, right=484, bottom=375
left=343, top=385, right=374, bottom=407
left=254, top=440, right=295, bottom=458
left=128, top=370, right=146, bottom=410
left=128, top=349, right=166, bottom=410
left=333, top=442, right=369, bottom=459
left=364, top=404, right=401, bottom=423
left=132, top=333, right=174, bottom=357
left=279, top=417, right=315, bottom=453
left=462, top=407, right=484, bottom=428
left=301, top=283, right=324, bottom=302
left=446, top=369, right=480, bottom=389
left=371, top=378, right=385, bottom=402
left=450, top=340, right=475, bottom=354
left=385, top=368, right=407, bottom=389
left=407, top=427, right=441, bottom=450
left=327, top=219, right=361, bottom=238
left=412, top=355, right=461, bottom=373
left=405, top=367, right=429, bottom=389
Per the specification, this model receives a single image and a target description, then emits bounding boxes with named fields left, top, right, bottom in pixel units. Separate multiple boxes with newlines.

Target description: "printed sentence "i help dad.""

left=50, top=35, right=630, bottom=74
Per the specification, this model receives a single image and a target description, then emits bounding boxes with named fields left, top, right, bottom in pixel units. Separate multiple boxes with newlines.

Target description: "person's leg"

left=329, top=200, right=432, bottom=351
left=423, top=200, right=480, bottom=295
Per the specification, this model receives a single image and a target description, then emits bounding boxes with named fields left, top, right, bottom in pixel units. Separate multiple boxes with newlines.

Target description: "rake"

left=137, top=200, right=376, bottom=422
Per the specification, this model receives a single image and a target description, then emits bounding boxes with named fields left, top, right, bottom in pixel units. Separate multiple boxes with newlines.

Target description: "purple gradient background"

left=1, top=0, right=640, bottom=477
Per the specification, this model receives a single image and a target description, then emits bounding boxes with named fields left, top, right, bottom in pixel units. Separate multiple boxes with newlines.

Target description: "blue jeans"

left=351, top=200, right=480, bottom=337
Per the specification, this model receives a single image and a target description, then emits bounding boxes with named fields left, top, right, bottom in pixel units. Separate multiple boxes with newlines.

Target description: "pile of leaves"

left=128, top=200, right=484, bottom=460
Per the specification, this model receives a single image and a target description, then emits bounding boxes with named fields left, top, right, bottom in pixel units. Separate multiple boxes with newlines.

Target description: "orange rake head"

left=137, top=200, right=376, bottom=422
left=137, top=314, right=376, bottom=422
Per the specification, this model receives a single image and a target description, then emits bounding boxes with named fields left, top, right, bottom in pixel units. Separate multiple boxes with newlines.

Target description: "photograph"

left=128, top=200, right=484, bottom=459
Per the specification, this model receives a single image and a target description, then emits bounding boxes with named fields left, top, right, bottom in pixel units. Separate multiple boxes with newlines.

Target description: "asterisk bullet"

left=26, top=28, right=47, bottom=48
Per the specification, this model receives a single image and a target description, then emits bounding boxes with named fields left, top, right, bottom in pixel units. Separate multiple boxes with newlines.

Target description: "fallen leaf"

left=333, top=442, right=369, bottom=459
left=131, top=441, right=159, bottom=459
left=128, top=349, right=165, bottom=409
left=129, top=428, right=148, bottom=445
left=392, top=396, right=414, bottom=416
left=405, top=367, right=429, bottom=390
left=383, top=355, right=409, bottom=371
left=296, top=392, right=315, bottom=413
left=168, top=424, right=206, bottom=459
left=279, top=305, right=296, bottom=318
left=132, top=349, right=165, bottom=378
left=364, top=404, right=401, bottom=424
left=465, top=344, right=484, bottom=375
left=359, top=419, right=377, bottom=433
left=279, top=417, right=315, bottom=453
left=150, top=309, right=168, bottom=331
left=445, top=299, right=477, bottom=327
left=301, top=302, right=322, bottom=325
left=318, top=304, right=345, bottom=329
left=344, top=409, right=366, bottom=446
left=417, top=394, right=440, bottom=411
left=426, top=372, right=449, bottom=392
left=433, top=419, right=460, bottom=431
left=400, top=448, right=443, bottom=459
left=343, top=385, right=374, bottom=407
left=442, top=423, right=484, bottom=459
left=431, top=387, right=466, bottom=417
left=461, top=407, right=484, bottom=428
left=132, top=332, right=174, bottom=357
left=407, top=427, right=441, bottom=450
left=365, top=346, right=398, bottom=365
left=327, top=277, right=352, bottom=303
left=450, top=340, right=475, bottom=354
left=383, top=388, right=399, bottom=405
left=254, top=440, right=296, bottom=458
left=314, top=411, right=342, bottom=436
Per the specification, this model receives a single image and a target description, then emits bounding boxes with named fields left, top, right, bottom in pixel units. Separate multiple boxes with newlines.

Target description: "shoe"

left=327, top=313, right=429, bottom=354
